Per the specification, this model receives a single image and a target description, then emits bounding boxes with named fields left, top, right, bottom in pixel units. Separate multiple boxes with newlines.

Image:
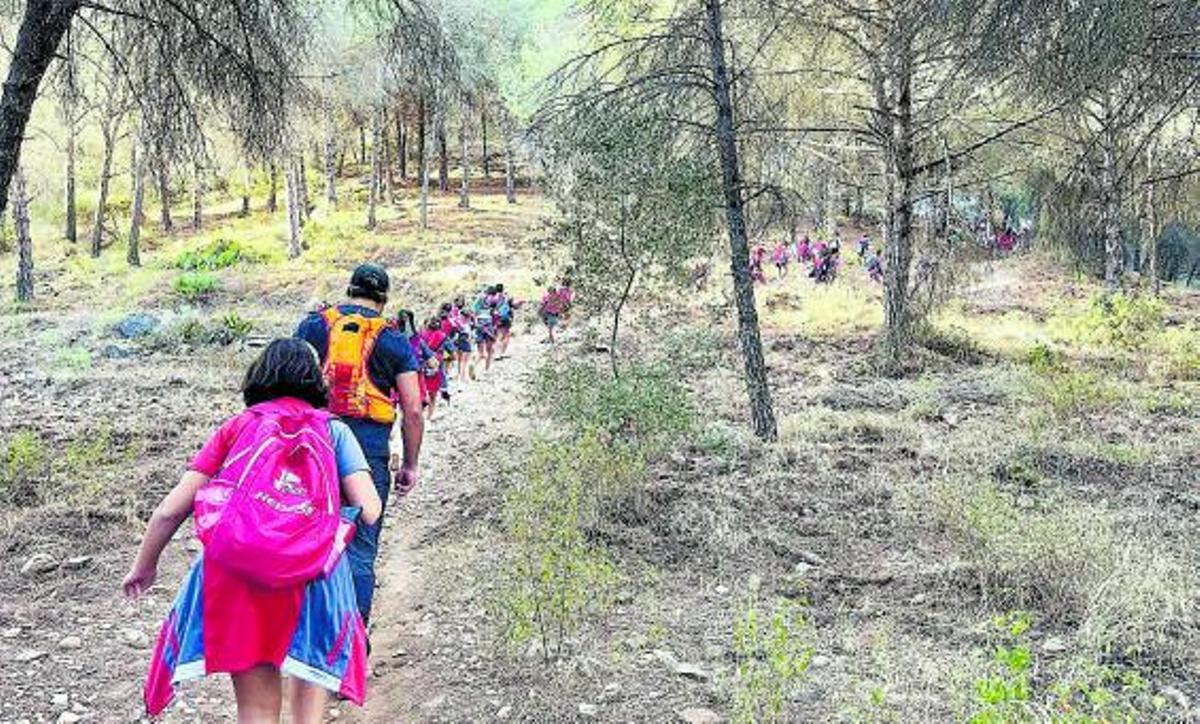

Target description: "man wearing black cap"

left=295, top=263, right=424, bottom=625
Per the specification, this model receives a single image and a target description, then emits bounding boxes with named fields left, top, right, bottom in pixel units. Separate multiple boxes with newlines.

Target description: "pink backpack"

left=193, top=400, right=342, bottom=588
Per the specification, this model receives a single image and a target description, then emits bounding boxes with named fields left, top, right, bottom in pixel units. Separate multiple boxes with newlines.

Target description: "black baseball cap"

left=347, top=263, right=390, bottom=304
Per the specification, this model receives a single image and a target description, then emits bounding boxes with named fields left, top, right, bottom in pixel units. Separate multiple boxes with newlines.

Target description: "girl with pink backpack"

left=122, top=338, right=382, bottom=722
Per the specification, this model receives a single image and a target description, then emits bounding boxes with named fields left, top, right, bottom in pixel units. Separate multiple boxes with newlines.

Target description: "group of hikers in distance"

left=750, top=231, right=885, bottom=286
left=121, top=263, right=543, bottom=721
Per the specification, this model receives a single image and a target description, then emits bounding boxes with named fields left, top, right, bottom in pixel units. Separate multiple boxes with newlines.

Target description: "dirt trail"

left=349, top=333, right=538, bottom=722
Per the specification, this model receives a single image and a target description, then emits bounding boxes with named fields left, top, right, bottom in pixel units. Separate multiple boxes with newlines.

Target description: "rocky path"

left=346, top=333, right=539, bottom=722
left=113, top=334, right=537, bottom=723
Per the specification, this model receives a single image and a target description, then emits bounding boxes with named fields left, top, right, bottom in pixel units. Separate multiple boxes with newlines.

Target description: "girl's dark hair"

left=425, top=316, right=441, bottom=330
left=397, top=309, right=417, bottom=336
left=440, top=302, right=452, bottom=314
left=242, top=338, right=328, bottom=409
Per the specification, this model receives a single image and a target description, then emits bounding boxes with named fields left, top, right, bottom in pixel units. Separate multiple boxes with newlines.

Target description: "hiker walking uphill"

left=123, top=339, right=382, bottom=721
left=295, top=264, right=425, bottom=628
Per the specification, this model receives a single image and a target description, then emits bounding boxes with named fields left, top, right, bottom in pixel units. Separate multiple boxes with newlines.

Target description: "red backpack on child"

left=193, top=400, right=342, bottom=588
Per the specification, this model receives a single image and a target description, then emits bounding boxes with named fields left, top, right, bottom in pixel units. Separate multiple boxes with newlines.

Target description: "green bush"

left=532, top=360, right=694, bottom=453
left=963, top=611, right=1165, bottom=723
left=925, top=477, right=1193, bottom=661
left=968, top=612, right=1034, bottom=724
left=215, top=312, right=255, bottom=344
left=919, top=324, right=988, bottom=364
left=661, top=324, right=726, bottom=372
left=173, top=238, right=260, bottom=271
left=50, top=345, right=93, bottom=380
left=1025, top=342, right=1065, bottom=373
left=173, top=272, right=221, bottom=303
left=1027, top=366, right=1123, bottom=418
left=732, top=591, right=813, bottom=724
left=1152, top=326, right=1200, bottom=381
left=1050, top=293, right=1165, bottom=351
left=64, top=428, right=113, bottom=479
left=1, top=430, right=48, bottom=507
left=496, top=435, right=617, bottom=660
left=150, top=312, right=255, bottom=349
left=1142, top=388, right=1193, bottom=415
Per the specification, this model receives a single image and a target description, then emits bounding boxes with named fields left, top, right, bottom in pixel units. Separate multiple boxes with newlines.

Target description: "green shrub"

left=1027, top=367, right=1123, bottom=418
left=174, top=272, right=221, bottom=303
left=497, top=435, right=617, bottom=660
left=925, top=477, right=1194, bottom=661
left=1050, top=293, right=1165, bottom=351
left=907, top=375, right=944, bottom=422
left=732, top=591, right=813, bottom=724
left=1142, top=388, right=1193, bottom=415
left=215, top=312, right=255, bottom=344
left=968, top=612, right=1034, bottom=724
left=1151, top=326, right=1200, bottom=381
left=963, top=612, right=1165, bottom=723
left=1, top=430, right=48, bottom=507
left=661, top=324, right=726, bottom=372
left=173, top=238, right=260, bottom=271
left=532, top=361, right=693, bottom=454
left=64, top=428, right=112, bottom=477
left=991, top=448, right=1042, bottom=488
left=1025, top=342, right=1065, bottom=373
left=50, top=345, right=93, bottom=380
left=149, top=312, right=255, bottom=349
left=693, top=421, right=743, bottom=465
left=918, top=324, right=988, bottom=364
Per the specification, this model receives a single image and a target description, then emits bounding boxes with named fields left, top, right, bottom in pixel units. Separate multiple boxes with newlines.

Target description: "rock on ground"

left=115, top=313, right=160, bottom=339
left=678, top=707, right=723, bottom=724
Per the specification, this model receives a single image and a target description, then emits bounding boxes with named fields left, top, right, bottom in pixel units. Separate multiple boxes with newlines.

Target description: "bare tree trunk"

left=12, top=166, right=32, bottom=302
left=190, top=157, right=204, bottom=231
left=611, top=212, right=635, bottom=378
left=358, top=123, right=366, bottom=166
left=367, top=106, right=381, bottom=230
left=417, top=97, right=426, bottom=181
left=324, top=113, right=337, bottom=207
left=397, top=106, right=407, bottom=180
left=156, top=157, right=173, bottom=232
left=481, top=105, right=489, bottom=178
left=421, top=104, right=435, bottom=230
left=825, top=176, right=838, bottom=238
left=90, top=108, right=117, bottom=257
left=0, top=0, right=81, bottom=218
left=382, top=107, right=396, bottom=203
left=1100, top=100, right=1122, bottom=290
left=62, top=89, right=77, bottom=243
left=0, top=199, right=8, bottom=254
left=266, top=162, right=278, bottom=213
left=437, top=116, right=449, bottom=192
left=191, top=160, right=203, bottom=230
left=880, top=44, right=916, bottom=369
left=298, top=155, right=310, bottom=223
left=458, top=99, right=470, bottom=209
left=704, top=0, right=777, bottom=441
left=239, top=160, right=251, bottom=217
left=1144, top=142, right=1159, bottom=294
left=286, top=158, right=302, bottom=259
left=505, top=137, right=516, bottom=204
left=128, top=121, right=145, bottom=267
left=942, top=137, right=953, bottom=247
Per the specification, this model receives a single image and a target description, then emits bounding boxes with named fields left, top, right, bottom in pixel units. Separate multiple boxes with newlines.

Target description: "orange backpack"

left=321, top=307, right=396, bottom=424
